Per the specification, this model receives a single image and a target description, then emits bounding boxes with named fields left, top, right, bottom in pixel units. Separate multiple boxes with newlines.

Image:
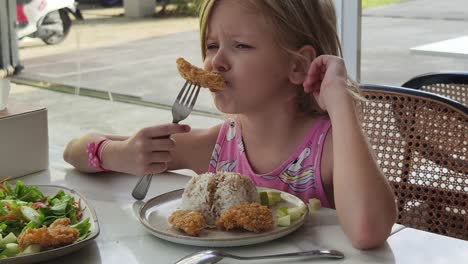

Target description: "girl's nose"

left=211, top=50, right=230, bottom=72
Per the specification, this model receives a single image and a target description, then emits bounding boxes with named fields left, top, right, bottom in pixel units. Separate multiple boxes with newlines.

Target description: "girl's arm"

left=327, top=102, right=396, bottom=249
left=63, top=123, right=220, bottom=175
left=63, top=133, right=128, bottom=173
left=305, top=55, right=397, bottom=249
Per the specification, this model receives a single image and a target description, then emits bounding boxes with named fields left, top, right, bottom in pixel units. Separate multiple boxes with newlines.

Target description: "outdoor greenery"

left=159, top=0, right=201, bottom=16
left=362, top=0, right=404, bottom=9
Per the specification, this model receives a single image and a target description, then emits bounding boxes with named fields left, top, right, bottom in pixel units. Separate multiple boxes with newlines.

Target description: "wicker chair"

left=358, top=84, right=468, bottom=240
left=402, top=72, right=468, bottom=107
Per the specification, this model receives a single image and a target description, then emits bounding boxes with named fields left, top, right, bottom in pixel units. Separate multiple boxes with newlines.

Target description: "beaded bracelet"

left=86, top=139, right=110, bottom=172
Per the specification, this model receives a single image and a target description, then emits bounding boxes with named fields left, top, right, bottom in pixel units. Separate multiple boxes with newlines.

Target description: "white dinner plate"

left=0, top=185, right=100, bottom=264
left=139, top=187, right=308, bottom=247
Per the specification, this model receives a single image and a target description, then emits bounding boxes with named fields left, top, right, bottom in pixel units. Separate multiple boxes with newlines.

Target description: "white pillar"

left=0, top=0, right=20, bottom=76
left=123, top=0, right=156, bottom=18
left=335, top=0, right=362, bottom=82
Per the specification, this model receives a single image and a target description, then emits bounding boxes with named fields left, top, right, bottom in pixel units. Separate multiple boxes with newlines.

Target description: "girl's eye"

left=206, top=43, right=219, bottom=50
left=236, top=43, right=251, bottom=49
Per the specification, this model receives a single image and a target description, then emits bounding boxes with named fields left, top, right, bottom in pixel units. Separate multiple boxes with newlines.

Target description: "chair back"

left=402, top=72, right=468, bottom=106
left=359, top=84, right=467, bottom=240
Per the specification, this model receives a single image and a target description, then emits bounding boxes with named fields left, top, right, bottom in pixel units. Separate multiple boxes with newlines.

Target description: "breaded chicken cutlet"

left=216, top=203, right=274, bottom=233
left=17, top=218, right=80, bottom=250
left=168, top=210, right=207, bottom=236
left=176, top=57, right=225, bottom=90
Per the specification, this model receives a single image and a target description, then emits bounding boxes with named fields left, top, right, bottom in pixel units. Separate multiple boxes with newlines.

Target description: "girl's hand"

left=107, top=123, right=190, bottom=175
left=303, top=55, right=351, bottom=112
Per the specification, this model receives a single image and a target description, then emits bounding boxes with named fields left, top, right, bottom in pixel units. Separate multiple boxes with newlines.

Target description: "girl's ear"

left=288, top=45, right=316, bottom=85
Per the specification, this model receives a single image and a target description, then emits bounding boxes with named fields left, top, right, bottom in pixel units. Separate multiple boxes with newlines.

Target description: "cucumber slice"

left=277, top=215, right=291, bottom=227
left=308, top=198, right=322, bottom=211
left=287, top=207, right=303, bottom=221
left=0, top=243, right=20, bottom=257
left=0, top=233, right=17, bottom=249
left=20, top=206, right=42, bottom=224
left=19, top=244, right=41, bottom=255
left=259, top=192, right=269, bottom=206
left=276, top=206, right=288, bottom=217
left=267, top=199, right=277, bottom=206
left=267, top=192, right=282, bottom=203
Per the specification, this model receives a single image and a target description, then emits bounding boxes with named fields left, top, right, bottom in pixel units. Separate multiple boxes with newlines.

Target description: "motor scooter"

left=16, top=0, right=83, bottom=45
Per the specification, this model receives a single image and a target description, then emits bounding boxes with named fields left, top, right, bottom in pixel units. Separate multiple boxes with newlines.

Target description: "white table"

left=410, top=36, right=468, bottom=59
left=12, top=145, right=467, bottom=264
left=384, top=228, right=468, bottom=263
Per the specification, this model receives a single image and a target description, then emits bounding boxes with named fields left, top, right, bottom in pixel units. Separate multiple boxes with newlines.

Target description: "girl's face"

left=203, top=0, right=297, bottom=115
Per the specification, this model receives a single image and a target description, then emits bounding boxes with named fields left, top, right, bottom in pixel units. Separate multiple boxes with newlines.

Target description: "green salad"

left=0, top=180, right=91, bottom=258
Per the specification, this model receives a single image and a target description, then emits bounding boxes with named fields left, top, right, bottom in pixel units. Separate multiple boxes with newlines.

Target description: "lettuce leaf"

left=71, top=218, right=91, bottom=241
left=0, top=181, right=44, bottom=202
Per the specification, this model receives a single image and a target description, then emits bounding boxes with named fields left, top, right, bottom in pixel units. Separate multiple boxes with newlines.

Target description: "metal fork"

left=131, top=80, right=200, bottom=200
left=175, top=249, right=344, bottom=264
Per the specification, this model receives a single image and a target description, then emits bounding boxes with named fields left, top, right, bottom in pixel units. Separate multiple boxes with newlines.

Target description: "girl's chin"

left=210, top=85, right=229, bottom=93
left=211, top=89, right=238, bottom=113
left=213, top=102, right=228, bottom=113
left=213, top=99, right=235, bottom=114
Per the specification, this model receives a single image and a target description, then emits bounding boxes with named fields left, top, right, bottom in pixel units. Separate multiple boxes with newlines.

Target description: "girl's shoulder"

left=312, top=114, right=331, bottom=130
left=214, top=117, right=238, bottom=137
left=301, top=114, right=331, bottom=143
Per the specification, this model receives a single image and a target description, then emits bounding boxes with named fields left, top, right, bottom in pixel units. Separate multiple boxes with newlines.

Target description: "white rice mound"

left=181, top=172, right=259, bottom=225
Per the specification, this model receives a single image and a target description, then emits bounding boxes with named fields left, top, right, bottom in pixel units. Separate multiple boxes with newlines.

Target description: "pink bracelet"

left=86, top=139, right=110, bottom=172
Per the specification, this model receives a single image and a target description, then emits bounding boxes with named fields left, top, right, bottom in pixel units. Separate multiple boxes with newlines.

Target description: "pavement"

left=361, top=0, right=468, bottom=85
left=8, top=0, right=468, bottom=118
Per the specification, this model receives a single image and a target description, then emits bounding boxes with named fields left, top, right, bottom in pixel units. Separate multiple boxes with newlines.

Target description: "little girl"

left=64, top=0, right=396, bottom=249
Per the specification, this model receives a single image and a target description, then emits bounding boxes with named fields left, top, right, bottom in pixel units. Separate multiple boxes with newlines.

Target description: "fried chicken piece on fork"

left=176, top=57, right=226, bottom=90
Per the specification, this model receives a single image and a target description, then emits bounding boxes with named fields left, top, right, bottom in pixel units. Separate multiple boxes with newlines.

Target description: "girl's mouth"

left=211, top=81, right=229, bottom=92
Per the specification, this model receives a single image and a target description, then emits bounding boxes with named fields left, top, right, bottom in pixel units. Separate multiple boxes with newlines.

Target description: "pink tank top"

left=208, top=117, right=332, bottom=207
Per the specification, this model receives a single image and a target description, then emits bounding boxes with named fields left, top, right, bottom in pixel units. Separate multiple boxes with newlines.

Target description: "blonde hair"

left=198, top=0, right=361, bottom=114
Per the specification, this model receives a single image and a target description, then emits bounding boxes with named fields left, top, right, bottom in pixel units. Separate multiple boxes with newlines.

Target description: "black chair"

left=358, top=84, right=468, bottom=240
left=402, top=72, right=468, bottom=107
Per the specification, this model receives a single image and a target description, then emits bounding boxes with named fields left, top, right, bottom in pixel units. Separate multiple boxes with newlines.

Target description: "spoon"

left=175, top=249, right=344, bottom=264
